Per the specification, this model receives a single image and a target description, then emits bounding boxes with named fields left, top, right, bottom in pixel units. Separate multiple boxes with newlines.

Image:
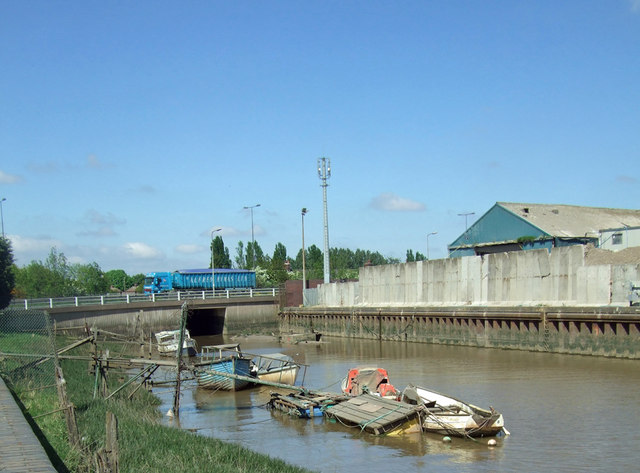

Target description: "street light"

left=301, top=208, right=308, bottom=303
left=211, top=228, right=222, bottom=295
left=458, top=212, right=475, bottom=231
left=427, top=231, right=437, bottom=260
left=243, top=204, right=261, bottom=268
left=0, top=198, right=6, bottom=239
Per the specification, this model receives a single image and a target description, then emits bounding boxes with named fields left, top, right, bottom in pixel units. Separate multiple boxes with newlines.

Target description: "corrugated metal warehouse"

left=448, top=202, right=640, bottom=257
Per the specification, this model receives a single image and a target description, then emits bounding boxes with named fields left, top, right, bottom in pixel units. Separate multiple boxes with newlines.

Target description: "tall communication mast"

left=317, top=157, right=331, bottom=284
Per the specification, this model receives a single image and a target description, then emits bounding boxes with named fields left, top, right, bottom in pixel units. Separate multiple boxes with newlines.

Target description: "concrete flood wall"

left=316, top=246, right=640, bottom=308
left=286, top=247, right=640, bottom=358
left=280, top=306, right=640, bottom=359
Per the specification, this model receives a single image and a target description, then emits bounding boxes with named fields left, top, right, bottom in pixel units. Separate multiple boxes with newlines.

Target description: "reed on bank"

left=5, top=334, right=313, bottom=473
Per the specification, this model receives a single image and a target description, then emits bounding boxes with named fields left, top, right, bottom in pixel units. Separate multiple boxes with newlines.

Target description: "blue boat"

left=193, top=344, right=253, bottom=391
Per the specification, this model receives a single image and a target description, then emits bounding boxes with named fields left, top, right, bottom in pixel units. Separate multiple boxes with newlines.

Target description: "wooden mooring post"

left=97, top=411, right=119, bottom=473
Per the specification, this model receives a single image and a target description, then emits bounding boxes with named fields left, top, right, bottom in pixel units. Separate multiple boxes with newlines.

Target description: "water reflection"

left=155, top=336, right=640, bottom=473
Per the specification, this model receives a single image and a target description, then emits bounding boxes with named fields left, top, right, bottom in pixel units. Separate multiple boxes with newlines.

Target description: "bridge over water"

left=7, top=288, right=282, bottom=336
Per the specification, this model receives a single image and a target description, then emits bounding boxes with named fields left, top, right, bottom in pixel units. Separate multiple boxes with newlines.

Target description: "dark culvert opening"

left=187, top=308, right=225, bottom=336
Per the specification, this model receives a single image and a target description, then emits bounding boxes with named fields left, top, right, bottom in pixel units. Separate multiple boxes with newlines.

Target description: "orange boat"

left=341, top=367, right=399, bottom=399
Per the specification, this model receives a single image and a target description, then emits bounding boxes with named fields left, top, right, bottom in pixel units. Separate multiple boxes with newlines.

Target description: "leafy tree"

left=305, top=244, right=324, bottom=280
left=15, top=247, right=75, bottom=297
left=210, top=235, right=231, bottom=269
left=72, top=262, right=109, bottom=295
left=406, top=249, right=426, bottom=263
left=235, top=241, right=246, bottom=269
left=406, top=249, right=415, bottom=263
left=44, top=247, right=74, bottom=296
left=246, top=240, right=267, bottom=269
left=130, top=273, right=146, bottom=292
left=0, top=237, right=15, bottom=309
left=267, top=242, right=289, bottom=286
left=272, top=242, right=288, bottom=265
left=105, top=269, right=129, bottom=292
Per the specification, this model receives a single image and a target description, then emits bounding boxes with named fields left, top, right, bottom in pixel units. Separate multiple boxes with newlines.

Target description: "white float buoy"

left=442, top=436, right=452, bottom=443
left=488, top=439, right=497, bottom=447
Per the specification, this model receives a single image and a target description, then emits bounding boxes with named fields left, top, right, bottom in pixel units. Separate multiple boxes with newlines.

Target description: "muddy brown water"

left=153, top=335, right=640, bottom=472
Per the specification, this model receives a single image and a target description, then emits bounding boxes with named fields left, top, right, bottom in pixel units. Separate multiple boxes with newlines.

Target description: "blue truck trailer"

left=144, top=268, right=256, bottom=294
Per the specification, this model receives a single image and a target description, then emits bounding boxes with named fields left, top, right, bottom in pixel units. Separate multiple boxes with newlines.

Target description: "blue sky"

left=1, top=1, right=639, bottom=275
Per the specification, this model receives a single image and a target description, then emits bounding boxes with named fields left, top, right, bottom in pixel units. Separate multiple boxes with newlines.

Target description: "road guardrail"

left=9, top=287, right=280, bottom=310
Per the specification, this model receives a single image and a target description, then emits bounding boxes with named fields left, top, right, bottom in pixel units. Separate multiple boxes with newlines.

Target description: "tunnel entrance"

left=187, top=307, right=225, bottom=336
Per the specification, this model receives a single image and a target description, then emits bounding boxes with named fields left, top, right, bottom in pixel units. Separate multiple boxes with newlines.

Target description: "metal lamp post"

left=301, top=208, right=308, bottom=303
left=211, top=228, right=222, bottom=295
left=0, top=198, right=6, bottom=239
left=458, top=212, right=475, bottom=231
left=427, top=231, right=437, bottom=260
left=243, top=203, right=260, bottom=268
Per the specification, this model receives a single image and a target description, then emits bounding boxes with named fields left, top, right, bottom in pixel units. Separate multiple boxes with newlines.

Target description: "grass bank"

left=4, top=334, right=314, bottom=473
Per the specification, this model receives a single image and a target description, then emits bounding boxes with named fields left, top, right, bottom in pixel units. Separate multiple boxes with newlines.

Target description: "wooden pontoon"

left=324, top=393, right=423, bottom=436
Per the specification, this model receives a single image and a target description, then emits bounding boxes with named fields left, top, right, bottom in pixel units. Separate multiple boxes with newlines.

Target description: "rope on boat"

left=358, top=403, right=405, bottom=433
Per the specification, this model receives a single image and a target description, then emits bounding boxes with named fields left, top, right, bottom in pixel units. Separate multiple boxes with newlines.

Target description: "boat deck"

left=324, top=393, right=423, bottom=435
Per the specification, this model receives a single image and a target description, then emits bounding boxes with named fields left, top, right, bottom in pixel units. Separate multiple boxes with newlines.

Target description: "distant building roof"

left=498, top=202, right=640, bottom=238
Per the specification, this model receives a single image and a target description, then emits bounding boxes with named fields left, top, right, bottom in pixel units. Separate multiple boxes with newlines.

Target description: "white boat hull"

left=403, top=384, right=505, bottom=437
left=257, top=366, right=299, bottom=386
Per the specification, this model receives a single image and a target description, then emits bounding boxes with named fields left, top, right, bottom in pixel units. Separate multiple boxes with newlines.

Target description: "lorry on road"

left=144, top=268, right=256, bottom=294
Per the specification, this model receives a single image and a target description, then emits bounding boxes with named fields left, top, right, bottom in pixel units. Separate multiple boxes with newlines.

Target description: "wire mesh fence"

left=0, top=309, right=58, bottom=396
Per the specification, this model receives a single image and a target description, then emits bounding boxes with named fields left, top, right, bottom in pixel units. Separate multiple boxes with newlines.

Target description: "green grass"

left=2, top=334, right=314, bottom=473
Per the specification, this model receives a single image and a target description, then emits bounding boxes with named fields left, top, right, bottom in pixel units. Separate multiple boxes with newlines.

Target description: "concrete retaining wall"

left=316, top=246, right=640, bottom=308
left=280, top=306, right=640, bottom=359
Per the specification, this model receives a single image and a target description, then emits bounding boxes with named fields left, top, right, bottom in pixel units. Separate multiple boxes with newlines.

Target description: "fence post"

left=101, top=295, right=104, bottom=305
left=24, top=299, right=28, bottom=309
left=75, top=297, right=79, bottom=307
left=55, top=366, right=80, bottom=447
left=106, top=411, right=119, bottom=472
left=49, top=298, right=53, bottom=308
left=226, top=290, right=230, bottom=299
left=97, top=411, right=120, bottom=473
left=126, top=294, right=130, bottom=303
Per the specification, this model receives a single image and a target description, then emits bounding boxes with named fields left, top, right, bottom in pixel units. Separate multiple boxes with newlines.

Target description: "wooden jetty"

left=324, top=393, right=423, bottom=436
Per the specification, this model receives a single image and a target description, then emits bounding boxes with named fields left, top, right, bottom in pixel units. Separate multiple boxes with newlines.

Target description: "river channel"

left=154, top=335, right=639, bottom=472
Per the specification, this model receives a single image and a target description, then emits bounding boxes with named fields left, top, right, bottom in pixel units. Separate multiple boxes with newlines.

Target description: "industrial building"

left=448, top=202, right=640, bottom=257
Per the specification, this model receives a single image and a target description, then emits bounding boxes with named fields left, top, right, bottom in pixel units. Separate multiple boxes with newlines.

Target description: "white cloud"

left=87, top=154, right=103, bottom=169
left=370, top=193, right=426, bottom=212
left=134, top=185, right=157, bottom=194
left=122, top=242, right=163, bottom=259
left=176, top=244, right=204, bottom=254
left=631, top=0, right=640, bottom=13
left=200, top=225, right=245, bottom=239
left=27, top=161, right=61, bottom=174
left=9, top=234, right=61, bottom=253
left=83, top=209, right=126, bottom=226
left=77, top=227, right=118, bottom=237
left=0, top=170, right=23, bottom=184
left=616, top=175, right=637, bottom=184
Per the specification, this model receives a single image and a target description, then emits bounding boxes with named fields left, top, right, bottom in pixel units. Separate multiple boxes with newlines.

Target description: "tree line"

left=0, top=235, right=426, bottom=308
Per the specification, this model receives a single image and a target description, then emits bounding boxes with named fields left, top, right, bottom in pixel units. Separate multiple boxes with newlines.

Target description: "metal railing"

left=8, top=287, right=280, bottom=310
